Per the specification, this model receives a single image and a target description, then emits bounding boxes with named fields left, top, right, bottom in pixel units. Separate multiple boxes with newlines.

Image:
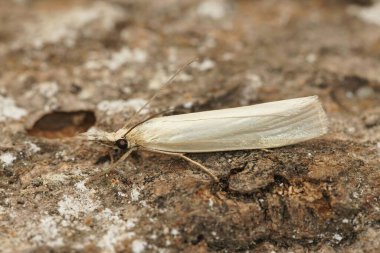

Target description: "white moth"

left=84, top=96, right=328, bottom=181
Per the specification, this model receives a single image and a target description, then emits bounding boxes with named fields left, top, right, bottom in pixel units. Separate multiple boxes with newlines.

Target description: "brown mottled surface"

left=0, top=0, right=379, bottom=252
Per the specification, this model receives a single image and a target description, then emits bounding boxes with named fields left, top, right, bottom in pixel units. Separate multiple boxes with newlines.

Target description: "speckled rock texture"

left=0, top=0, right=379, bottom=252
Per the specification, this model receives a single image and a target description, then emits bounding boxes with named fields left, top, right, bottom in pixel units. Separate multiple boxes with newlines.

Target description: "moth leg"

left=88, top=147, right=136, bottom=183
left=140, top=148, right=219, bottom=182
left=109, top=151, right=115, bottom=164
left=260, top=148, right=273, bottom=153
left=112, top=147, right=136, bottom=168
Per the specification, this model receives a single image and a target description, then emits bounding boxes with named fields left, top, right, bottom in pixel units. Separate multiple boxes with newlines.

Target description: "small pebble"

left=17, top=198, right=25, bottom=205
left=363, top=114, right=379, bottom=128
left=356, top=86, right=374, bottom=99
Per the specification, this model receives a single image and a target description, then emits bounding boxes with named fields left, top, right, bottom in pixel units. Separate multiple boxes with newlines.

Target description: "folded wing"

left=128, top=96, right=328, bottom=153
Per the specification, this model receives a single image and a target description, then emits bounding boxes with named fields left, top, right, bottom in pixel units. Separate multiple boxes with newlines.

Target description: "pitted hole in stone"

left=27, top=110, right=96, bottom=138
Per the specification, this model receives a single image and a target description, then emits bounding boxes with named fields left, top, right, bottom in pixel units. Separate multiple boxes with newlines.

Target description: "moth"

left=83, top=62, right=328, bottom=181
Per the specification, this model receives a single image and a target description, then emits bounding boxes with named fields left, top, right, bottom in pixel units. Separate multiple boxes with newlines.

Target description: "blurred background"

left=0, top=0, right=380, bottom=252
left=0, top=0, right=379, bottom=140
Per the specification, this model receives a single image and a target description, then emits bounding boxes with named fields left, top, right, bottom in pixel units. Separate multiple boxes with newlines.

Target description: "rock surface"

left=0, top=0, right=379, bottom=252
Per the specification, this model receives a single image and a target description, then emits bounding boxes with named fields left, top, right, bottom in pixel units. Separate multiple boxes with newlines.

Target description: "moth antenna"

left=122, top=58, right=198, bottom=131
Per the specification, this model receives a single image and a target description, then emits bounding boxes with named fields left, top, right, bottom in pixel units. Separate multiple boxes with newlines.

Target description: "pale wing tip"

left=297, top=95, right=319, bottom=104
left=292, top=95, right=329, bottom=137
left=312, top=96, right=329, bottom=136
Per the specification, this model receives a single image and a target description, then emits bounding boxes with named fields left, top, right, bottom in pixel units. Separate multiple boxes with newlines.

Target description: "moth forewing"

left=126, top=96, right=328, bottom=153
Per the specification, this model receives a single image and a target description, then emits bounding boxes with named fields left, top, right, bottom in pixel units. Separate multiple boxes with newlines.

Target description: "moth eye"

left=115, top=139, right=128, bottom=149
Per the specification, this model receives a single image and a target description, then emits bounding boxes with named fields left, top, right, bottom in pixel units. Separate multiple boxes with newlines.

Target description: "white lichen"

left=0, top=152, right=16, bottom=167
left=25, top=141, right=41, bottom=154
left=0, top=95, right=27, bottom=122
left=97, top=98, right=148, bottom=115
left=183, top=102, right=194, bottom=109
left=75, top=181, right=88, bottom=192
left=96, top=209, right=137, bottom=253
left=148, top=67, right=170, bottom=90
left=333, top=233, right=343, bottom=242
left=106, top=47, right=148, bottom=71
left=30, top=216, right=64, bottom=247
left=131, top=239, right=147, bottom=253
left=306, top=53, right=317, bottom=63
left=171, top=228, right=179, bottom=236
left=27, top=206, right=138, bottom=253
left=58, top=195, right=99, bottom=219
left=240, top=73, right=262, bottom=104
left=130, top=187, right=141, bottom=202
left=350, top=2, right=380, bottom=26
left=126, top=218, right=137, bottom=229
left=37, top=82, right=59, bottom=97
left=191, top=58, right=215, bottom=71
left=16, top=2, right=125, bottom=49
left=197, top=0, right=228, bottom=19
left=57, top=182, right=100, bottom=219
left=42, top=173, right=69, bottom=184
left=117, top=191, right=128, bottom=198
left=245, top=73, right=263, bottom=89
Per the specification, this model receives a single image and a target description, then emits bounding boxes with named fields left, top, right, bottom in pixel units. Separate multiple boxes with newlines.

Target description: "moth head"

left=80, top=127, right=129, bottom=150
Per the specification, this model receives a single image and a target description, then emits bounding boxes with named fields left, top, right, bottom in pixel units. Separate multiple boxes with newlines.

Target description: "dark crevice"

left=190, top=234, right=204, bottom=245
left=27, top=110, right=96, bottom=139
left=207, top=233, right=326, bottom=252
left=94, top=154, right=113, bottom=165
left=280, top=197, right=291, bottom=224
left=94, top=148, right=131, bottom=165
